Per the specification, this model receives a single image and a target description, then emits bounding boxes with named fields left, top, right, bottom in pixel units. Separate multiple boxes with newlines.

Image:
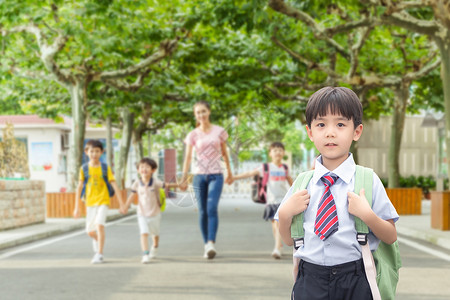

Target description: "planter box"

left=386, top=188, right=422, bottom=215
left=46, top=189, right=128, bottom=218
left=430, top=191, right=450, bottom=231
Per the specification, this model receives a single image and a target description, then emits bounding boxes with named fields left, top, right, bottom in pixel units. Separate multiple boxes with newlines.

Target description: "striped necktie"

left=314, top=174, right=339, bottom=241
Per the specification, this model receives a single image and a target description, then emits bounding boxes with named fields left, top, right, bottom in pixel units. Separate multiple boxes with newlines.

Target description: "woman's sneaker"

left=204, top=241, right=216, bottom=259
left=141, top=255, right=150, bottom=264
left=271, top=248, right=281, bottom=259
left=91, top=253, right=104, bottom=264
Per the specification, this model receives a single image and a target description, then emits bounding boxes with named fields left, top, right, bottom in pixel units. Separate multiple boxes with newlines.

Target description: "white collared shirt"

left=275, top=154, right=399, bottom=266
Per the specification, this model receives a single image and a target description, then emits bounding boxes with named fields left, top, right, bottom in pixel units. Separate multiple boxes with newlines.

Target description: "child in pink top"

left=124, top=158, right=177, bottom=264
left=180, top=101, right=232, bottom=259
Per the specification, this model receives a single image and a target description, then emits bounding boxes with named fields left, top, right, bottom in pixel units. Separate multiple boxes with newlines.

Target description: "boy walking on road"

left=73, top=139, right=125, bottom=264
left=124, top=158, right=178, bottom=264
left=231, top=142, right=293, bottom=259
left=277, top=87, right=399, bottom=300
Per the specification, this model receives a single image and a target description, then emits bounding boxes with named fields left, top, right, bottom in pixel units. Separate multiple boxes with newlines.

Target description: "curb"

left=397, top=226, right=450, bottom=251
left=0, top=210, right=136, bottom=251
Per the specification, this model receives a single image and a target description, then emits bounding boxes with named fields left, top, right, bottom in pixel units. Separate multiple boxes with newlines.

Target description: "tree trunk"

left=388, top=85, right=408, bottom=188
left=147, top=132, right=153, bottom=158
left=437, top=40, right=450, bottom=181
left=66, top=80, right=87, bottom=191
left=132, top=129, right=144, bottom=163
left=106, top=115, right=114, bottom=170
left=116, top=108, right=134, bottom=189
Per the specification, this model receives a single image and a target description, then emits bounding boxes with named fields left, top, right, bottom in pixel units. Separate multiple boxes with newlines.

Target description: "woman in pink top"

left=180, top=101, right=232, bottom=259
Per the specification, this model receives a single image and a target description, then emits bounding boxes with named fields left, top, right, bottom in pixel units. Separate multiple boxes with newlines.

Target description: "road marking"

left=0, top=215, right=136, bottom=260
left=398, top=236, right=450, bottom=262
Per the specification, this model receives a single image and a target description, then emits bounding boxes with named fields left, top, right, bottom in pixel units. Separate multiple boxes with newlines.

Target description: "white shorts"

left=137, top=214, right=161, bottom=236
left=86, top=205, right=108, bottom=233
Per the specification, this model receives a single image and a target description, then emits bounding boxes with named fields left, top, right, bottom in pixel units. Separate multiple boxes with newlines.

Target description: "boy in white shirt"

left=231, top=142, right=293, bottom=259
left=277, top=87, right=399, bottom=300
left=124, top=158, right=177, bottom=263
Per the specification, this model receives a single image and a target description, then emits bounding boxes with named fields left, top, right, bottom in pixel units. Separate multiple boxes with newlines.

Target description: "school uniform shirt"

left=184, top=125, right=228, bottom=174
left=257, top=163, right=290, bottom=204
left=275, top=154, right=399, bottom=266
left=79, top=164, right=115, bottom=207
left=131, top=178, right=165, bottom=217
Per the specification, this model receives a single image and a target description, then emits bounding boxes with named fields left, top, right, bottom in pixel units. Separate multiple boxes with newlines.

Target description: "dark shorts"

left=263, top=203, right=280, bottom=221
left=292, top=259, right=373, bottom=300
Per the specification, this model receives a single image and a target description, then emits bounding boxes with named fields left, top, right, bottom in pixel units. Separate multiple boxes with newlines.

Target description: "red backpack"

left=251, top=163, right=288, bottom=204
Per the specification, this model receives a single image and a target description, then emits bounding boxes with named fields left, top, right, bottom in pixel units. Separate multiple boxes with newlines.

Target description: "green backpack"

left=290, top=166, right=402, bottom=300
left=157, top=188, right=166, bottom=212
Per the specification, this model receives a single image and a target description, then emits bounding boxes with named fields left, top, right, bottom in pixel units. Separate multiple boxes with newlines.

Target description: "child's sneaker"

left=141, top=255, right=150, bottom=264
left=271, top=248, right=281, bottom=259
left=204, top=241, right=216, bottom=259
left=149, top=247, right=158, bottom=259
left=92, top=240, right=98, bottom=253
left=91, top=253, right=104, bottom=264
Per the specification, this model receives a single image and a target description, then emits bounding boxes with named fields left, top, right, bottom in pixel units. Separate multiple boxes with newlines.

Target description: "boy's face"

left=138, top=163, right=155, bottom=178
left=269, top=147, right=285, bottom=163
left=86, top=146, right=103, bottom=162
left=306, top=111, right=363, bottom=169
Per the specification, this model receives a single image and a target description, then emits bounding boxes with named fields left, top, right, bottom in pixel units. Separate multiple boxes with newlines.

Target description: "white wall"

left=12, top=127, right=68, bottom=193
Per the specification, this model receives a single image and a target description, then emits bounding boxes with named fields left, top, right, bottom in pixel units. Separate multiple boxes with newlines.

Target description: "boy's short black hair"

left=138, top=157, right=158, bottom=170
left=269, top=142, right=285, bottom=151
left=305, top=87, right=363, bottom=128
left=85, top=139, right=104, bottom=151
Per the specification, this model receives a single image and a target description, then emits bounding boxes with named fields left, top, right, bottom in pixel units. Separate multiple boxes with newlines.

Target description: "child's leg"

left=271, top=220, right=283, bottom=250
left=88, top=231, right=97, bottom=240
left=141, top=234, right=149, bottom=252
left=86, top=206, right=98, bottom=252
left=138, top=215, right=150, bottom=253
left=152, top=235, right=159, bottom=248
left=97, top=224, right=105, bottom=255
left=148, top=214, right=161, bottom=248
left=95, top=205, right=108, bottom=255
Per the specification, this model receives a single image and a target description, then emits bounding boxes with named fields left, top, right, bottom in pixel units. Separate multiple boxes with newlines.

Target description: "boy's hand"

left=280, top=189, right=310, bottom=218
left=225, top=175, right=233, bottom=185
left=179, top=180, right=188, bottom=191
left=347, top=189, right=372, bottom=220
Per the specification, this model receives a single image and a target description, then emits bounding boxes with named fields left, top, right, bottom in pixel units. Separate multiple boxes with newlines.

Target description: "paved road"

left=0, top=196, right=449, bottom=300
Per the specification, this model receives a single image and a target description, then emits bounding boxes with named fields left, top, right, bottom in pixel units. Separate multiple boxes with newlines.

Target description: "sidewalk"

left=396, top=200, right=450, bottom=250
left=0, top=209, right=135, bottom=251
left=0, top=198, right=449, bottom=253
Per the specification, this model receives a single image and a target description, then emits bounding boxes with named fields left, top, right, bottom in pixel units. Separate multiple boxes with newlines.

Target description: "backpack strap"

left=153, top=178, right=161, bottom=206
left=80, top=163, right=90, bottom=199
left=354, top=165, right=381, bottom=300
left=290, top=170, right=314, bottom=249
left=282, top=164, right=288, bottom=176
left=354, top=165, right=373, bottom=244
left=262, top=163, right=269, bottom=184
left=101, top=162, right=108, bottom=184
left=101, top=162, right=114, bottom=197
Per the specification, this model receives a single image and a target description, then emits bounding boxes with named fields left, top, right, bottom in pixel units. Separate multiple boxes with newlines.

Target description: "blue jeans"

left=193, top=173, right=224, bottom=243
